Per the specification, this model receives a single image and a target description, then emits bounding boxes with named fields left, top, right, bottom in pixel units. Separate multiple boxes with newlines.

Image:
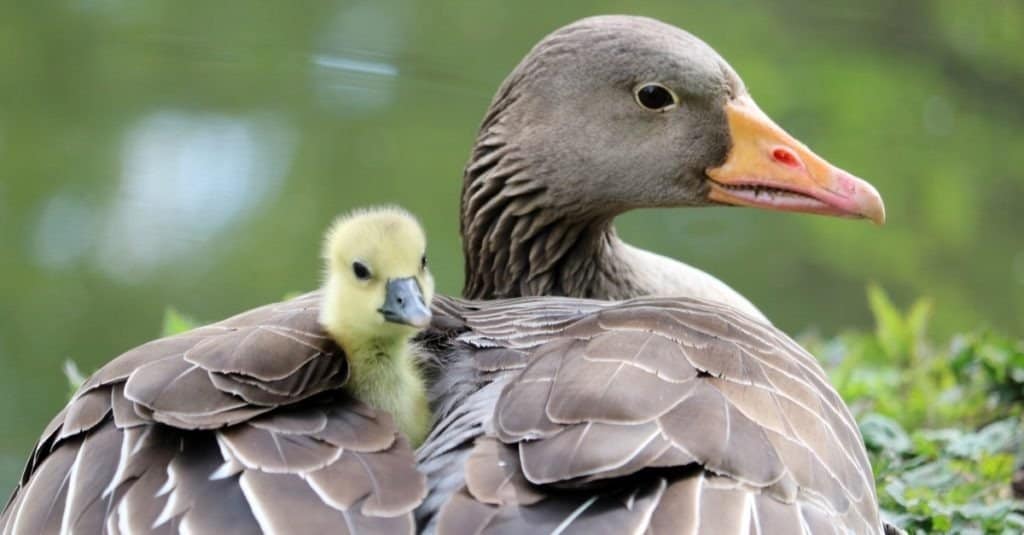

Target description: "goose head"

left=464, top=15, right=885, bottom=226
left=460, top=15, right=886, bottom=303
left=319, top=207, right=434, bottom=349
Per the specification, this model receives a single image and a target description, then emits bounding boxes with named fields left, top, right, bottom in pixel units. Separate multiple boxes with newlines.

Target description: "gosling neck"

left=341, top=330, right=401, bottom=353
left=336, top=331, right=411, bottom=381
left=333, top=328, right=430, bottom=446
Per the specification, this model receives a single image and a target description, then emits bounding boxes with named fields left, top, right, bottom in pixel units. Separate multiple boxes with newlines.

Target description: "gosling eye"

left=633, top=83, right=678, bottom=111
left=352, top=261, right=372, bottom=281
left=420, top=254, right=427, bottom=270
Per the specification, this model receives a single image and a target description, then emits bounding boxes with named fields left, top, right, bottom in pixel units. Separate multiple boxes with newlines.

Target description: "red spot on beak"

left=771, top=147, right=802, bottom=169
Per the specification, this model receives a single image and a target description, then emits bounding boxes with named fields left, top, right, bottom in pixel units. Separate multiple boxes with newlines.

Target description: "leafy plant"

left=806, top=286, right=1024, bottom=533
left=161, top=307, right=199, bottom=337
left=62, top=359, right=86, bottom=396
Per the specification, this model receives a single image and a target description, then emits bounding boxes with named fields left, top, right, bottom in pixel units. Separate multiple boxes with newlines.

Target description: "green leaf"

left=62, top=359, right=86, bottom=397
left=161, top=307, right=198, bottom=337
left=281, top=290, right=304, bottom=301
left=947, top=419, right=1018, bottom=459
left=837, top=286, right=1024, bottom=533
left=868, top=284, right=908, bottom=360
left=861, top=413, right=912, bottom=454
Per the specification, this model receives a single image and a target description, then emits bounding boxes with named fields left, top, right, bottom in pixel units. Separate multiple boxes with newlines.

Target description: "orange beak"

left=707, top=96, right=885, bottom=224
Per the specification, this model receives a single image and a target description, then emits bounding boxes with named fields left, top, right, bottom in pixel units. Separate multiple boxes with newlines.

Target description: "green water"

left=1, top=0, right=1021, bottom=498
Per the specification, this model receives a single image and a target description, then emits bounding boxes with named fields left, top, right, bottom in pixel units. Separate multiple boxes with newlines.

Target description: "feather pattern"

left=422, top=295, right=884, bottom=534
left=5, top=291, right=885, bottom=534
left=1, top=291, right=425, bottom=535
left=3, top=291, right=888, bottom=534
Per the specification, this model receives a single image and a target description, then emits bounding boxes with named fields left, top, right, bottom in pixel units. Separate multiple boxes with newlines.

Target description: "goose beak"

left=379, top=277, right=432, bottom=328
left=706, top=96, right=885, bottom=224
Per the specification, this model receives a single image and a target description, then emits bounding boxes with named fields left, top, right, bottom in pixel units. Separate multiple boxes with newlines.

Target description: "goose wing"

left=430, top=296, right=882, bottom=534
left=1, top=291, right=425, bottom=535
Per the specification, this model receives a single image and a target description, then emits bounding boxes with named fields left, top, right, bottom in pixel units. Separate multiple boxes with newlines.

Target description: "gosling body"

left=336, top=335, right=431, bottom=447
left=319, top=206, right=435, bottom=446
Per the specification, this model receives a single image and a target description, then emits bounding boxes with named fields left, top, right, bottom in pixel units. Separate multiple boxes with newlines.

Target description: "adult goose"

left=2, top=14, right=891, bottom=535
left=420, top=14, right=890, bottom=534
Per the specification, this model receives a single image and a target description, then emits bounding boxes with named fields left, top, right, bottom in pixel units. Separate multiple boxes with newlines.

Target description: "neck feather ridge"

left=461, top=146, right=642, bottom=300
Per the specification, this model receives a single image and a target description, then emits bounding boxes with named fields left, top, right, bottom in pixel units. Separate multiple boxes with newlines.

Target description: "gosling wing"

left=435, top=297, right=881, bottom=534
left=1, top=291, right=425, bottom=535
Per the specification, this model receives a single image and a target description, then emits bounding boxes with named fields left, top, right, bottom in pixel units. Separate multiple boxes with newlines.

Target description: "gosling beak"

left=706, top=96, right=886, bottom=224
left=379, top=277, right=431, bottom=328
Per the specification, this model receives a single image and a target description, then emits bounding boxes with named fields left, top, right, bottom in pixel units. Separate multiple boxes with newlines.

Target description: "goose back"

left=0, top=292, right=425, bottom=535
left=419, top=296, right=883, bottom=534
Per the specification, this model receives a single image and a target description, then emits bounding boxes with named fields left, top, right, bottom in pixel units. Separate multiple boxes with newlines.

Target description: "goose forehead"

left=538, top=16, right=735, bottom=88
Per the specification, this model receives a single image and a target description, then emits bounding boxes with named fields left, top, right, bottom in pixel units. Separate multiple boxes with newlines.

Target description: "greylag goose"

left=422, top=14, right=890, bottom=534
left=2, top=14, right=891, bottom=535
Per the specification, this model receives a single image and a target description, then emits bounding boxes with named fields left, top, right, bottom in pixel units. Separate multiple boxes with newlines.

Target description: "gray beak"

left=379, top=277, right=431, bottom=328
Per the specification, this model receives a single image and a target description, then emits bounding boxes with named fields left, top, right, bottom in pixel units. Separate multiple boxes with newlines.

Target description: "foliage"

left=62, top=359, right=86, bottom=397
left=161, top=307, right=200, bottom=337
left=805, top=286, right=1024, bottom=534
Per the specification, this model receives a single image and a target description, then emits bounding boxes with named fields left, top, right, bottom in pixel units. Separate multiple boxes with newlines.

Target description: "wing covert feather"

left=3, top=291, right=428, bottom=534
left=430, top=296, right=883, bottom=534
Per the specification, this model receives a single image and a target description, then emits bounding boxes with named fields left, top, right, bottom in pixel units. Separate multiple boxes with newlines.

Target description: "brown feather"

left=178, top=473, right=262, bottom=535
left=424, top=296, right=883, bottom=534
left=107, top=426, right=180, bottom=534
left=437, top=490, right=500, bottom=535
left=58, top=387, right=111, bottom=440
left=186, top=322, right=335, bottom=382
left=240, top=469, right=414, bottom=535
left=124, top=355, right=246, bottom=420
left=60, top=421, right=122, bottom=534
left=305, top=436, right=426, bottom=517
left=4, top=437, right=79, bottom=534
left=218, top=423, right=343, bottom=474
left=2, top=291, right=425, bottom=535
left=464, top=438, right=543, bottom=507
left=315, top=400, right=397, bottom=452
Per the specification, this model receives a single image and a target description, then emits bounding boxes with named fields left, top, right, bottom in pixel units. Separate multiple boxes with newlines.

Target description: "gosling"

left=319, top=206, right=434, bottom=447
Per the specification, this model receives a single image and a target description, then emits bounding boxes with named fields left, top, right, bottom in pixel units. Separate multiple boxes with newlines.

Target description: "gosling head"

left=319, top=207, right=434, bottom=348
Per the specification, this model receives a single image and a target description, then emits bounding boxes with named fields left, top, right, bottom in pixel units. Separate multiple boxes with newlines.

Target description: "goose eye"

left=352, top=261, right=371, bottom=280
left=421, top=255, right=427, bottom=270
left=634, top=83, right=677, bottom=111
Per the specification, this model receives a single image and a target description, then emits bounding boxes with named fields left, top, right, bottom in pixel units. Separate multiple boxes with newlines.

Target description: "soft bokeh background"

left=1, top=0, right=1021, bottom=497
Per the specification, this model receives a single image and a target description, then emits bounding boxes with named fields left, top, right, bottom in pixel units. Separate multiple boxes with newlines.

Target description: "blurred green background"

left=1, top=0, right=1022, bottom=498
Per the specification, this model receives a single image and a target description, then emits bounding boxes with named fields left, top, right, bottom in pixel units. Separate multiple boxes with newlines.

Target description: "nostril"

left=771, top=147, right=801, bottom=169
left=396, top=296, right=404, bottom=304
